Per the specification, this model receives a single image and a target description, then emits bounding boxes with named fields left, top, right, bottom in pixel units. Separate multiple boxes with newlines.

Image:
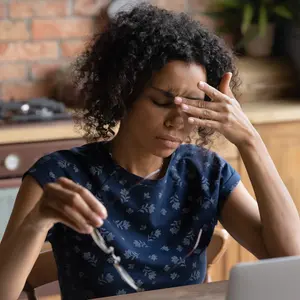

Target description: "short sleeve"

left=22, top=152, right=68, bottom=242
left=22, top=152, right=67, bottom=188
left=217, top=156, right=241, bottom=217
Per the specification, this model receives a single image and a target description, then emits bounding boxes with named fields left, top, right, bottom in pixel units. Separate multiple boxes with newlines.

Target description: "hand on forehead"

left=150, top=85, right=205, bottom=104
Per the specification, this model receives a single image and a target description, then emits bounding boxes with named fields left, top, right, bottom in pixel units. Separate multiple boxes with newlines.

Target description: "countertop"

left=97, top=281, right=227, bottom=300
left=241, top=99, right=300, bottom=125
left=0, top=120, right=82, bottom=145
left=1, top=99, right=300, bottom=145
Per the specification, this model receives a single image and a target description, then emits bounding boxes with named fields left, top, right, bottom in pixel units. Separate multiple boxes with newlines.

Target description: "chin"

left=151, top=145, right=180, bottom=158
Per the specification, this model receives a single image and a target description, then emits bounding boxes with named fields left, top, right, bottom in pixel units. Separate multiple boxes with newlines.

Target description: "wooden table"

left=93, top=281, right=228, bottom=300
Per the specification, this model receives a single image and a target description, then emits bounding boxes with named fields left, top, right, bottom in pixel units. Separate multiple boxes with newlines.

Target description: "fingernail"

left=198, top=81, right=205, bottom=88
left=101, top=209, right=108, bottom=219
left=182, top=104, right=189, bottom=111
left=97, top=218, right=103, bottom=227
left=188, top=117, right=195, bottom=124
left=93, top=214, right=103, bottom=226
left=174, top=97, right=182, bottom=104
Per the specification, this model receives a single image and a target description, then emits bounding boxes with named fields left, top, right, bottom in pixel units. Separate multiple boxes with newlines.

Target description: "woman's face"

left=122, top=60, right=207, bottom=157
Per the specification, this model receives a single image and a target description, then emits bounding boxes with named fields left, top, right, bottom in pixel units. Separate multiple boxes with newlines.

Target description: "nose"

left=164, top=108, right=185, bottom=130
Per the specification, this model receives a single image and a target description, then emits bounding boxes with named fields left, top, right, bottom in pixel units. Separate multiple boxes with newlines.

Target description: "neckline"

left=97, top=141, right=178, bottom=186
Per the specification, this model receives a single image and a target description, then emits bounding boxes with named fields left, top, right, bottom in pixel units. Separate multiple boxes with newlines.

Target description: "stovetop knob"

left=4, top=154, right=20, bottom=171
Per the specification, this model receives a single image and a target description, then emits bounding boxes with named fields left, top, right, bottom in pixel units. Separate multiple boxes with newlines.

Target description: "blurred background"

left=0, top=0, right=299, bottom=103
left=1, top=0, right=300, bottom=294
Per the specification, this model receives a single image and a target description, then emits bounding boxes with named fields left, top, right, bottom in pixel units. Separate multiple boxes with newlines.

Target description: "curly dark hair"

left=73, top=3, right=240, bottom=145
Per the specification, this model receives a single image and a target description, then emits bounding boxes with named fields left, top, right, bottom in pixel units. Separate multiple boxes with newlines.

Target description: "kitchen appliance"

left=0, top=98, right=72, bottom=124
left=0, top=98, right=84, bottom=240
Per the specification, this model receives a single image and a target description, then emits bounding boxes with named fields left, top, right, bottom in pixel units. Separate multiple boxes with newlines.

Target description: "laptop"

left=226, top=255, right=300, bottom=300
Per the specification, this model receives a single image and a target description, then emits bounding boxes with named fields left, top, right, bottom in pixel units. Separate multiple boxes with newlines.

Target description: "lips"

left=157, top=135, right=182, bottom=143
left=156, top=135, right=183, bottom=149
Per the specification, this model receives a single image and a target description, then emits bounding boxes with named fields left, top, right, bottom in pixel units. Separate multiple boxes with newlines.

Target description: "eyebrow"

left=151, top=86, right=204, bottom=101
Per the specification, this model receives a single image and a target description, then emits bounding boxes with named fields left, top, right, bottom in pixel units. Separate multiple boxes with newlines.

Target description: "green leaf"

left=258, top=4, right=268, bottom=37
left=273, top=5, right=293, bottom=19
left=241, top=3, right=254, bottom=35
left=212, top=0, right=242, bottom=12
left=235, top=26, right=258, bottom=50
left=216, top=0, right=240, bottom=8
left=215, top=26, right=232, bottom=35
left=200, top=11, right=225, bottom=19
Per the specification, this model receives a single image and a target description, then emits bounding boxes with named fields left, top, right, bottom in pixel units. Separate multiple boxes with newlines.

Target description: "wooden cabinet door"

left=240, top=121, right=300, bottom=202
left=239, top=121, right=300, bottom=263
left=254, top=121, right=300, bottom=212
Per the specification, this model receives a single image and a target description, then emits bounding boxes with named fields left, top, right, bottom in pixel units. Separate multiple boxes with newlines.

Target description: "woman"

left=1, top=4, right=300, bottom=300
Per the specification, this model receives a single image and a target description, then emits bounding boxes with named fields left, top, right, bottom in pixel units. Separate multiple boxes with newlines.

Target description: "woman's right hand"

left=31, top=177, right=107, bottom=234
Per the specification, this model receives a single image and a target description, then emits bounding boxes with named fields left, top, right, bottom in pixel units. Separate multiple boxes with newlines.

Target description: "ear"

left=219, top=72, right=233, bottom=97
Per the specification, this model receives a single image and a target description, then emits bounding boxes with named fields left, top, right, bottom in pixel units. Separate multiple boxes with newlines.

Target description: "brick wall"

left=0, top=0, right=212, bottom=102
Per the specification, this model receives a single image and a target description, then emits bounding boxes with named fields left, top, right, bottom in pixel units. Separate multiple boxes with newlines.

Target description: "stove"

left=0, top=98, right=72, bottom=125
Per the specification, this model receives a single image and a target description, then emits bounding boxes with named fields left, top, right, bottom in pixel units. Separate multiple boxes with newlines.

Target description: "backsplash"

left=0, top=0, right=213, bottom=102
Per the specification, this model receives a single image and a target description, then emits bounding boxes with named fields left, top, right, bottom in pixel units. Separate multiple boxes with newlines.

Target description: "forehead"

left=151, top=61, right=207, bottom=96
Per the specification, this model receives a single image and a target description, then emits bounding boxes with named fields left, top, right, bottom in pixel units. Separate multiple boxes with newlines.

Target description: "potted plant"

left=206, top=0, right=292, bottom=57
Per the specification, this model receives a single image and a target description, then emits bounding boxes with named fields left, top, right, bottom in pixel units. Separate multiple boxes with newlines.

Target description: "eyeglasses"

left=91, top=228, right=142, bottom=291
left=91, top=227, right=203, bottom=292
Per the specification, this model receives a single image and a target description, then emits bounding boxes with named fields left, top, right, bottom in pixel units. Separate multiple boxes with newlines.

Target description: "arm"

left=177, top=72, right=300, bottom=259
left=0, top=176, right=52, bottom=300
left=0, top=175, right=107, bottom=300
left=221, top=137, right=300, bottom=258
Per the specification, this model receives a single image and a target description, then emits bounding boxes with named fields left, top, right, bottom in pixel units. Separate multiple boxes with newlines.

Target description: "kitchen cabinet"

left=209, top=119, right=300, bottom=281
left=0, top=137, right=84, bottom=241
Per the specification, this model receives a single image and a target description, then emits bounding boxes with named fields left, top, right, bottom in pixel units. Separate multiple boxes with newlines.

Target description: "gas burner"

left=0, top=98, right=72, bottom=124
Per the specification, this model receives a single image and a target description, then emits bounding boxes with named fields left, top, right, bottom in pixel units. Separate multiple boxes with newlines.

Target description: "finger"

left=197, top=81, right=233, bottom=103
left=57, top=177, right=108, bottom=219
left=187, top=117, right=222, bottom=131
left=57, top=205, right=94, bottom=234
left=45, top=195, right=94, bottom=234
left=174, top=96, right=205, bottom=109
left=46, top=205, right=93, bottom=234
left=175, top=97, right=226, bottom=113
left=44, top=182, right=103, bottom=228
left=181, top=104, right=223, bottom=122
left=219, top=72, right=233, bottom=96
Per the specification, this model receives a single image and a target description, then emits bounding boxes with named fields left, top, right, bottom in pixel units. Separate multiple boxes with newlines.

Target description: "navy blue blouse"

left=24, top=142, right=240, bottom=299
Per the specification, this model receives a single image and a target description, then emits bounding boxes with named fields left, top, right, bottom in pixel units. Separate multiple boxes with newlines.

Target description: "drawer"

left=0, top=139, right=84, bottom=178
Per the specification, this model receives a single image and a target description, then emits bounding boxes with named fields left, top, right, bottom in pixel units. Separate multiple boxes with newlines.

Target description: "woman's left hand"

left=175, top=72, right=258, bottom=147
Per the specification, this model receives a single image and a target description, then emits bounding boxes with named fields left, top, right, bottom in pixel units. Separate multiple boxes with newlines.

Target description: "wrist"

left=237, top=130, right=263, bottom=153
left=24, top=206, right=54, bottom=234
left=237, top=135, right=269, bottom=167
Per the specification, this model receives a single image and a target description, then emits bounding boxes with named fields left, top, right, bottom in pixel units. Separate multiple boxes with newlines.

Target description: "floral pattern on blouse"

left=24, top=142, right=240, bottom=300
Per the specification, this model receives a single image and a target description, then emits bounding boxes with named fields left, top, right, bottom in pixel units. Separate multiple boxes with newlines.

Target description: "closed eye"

left=152, top=100, right=173, bottom=107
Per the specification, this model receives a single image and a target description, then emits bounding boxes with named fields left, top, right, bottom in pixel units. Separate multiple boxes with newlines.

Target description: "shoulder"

left=176, top=144, right=240, bottom=217
left=23, top=142, right=106, bottom=187
left=35, top=142, right=104, bottom=165
left=175, top=143, right=240, bottom=189
left=175, top=143, right=226, bottom=171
